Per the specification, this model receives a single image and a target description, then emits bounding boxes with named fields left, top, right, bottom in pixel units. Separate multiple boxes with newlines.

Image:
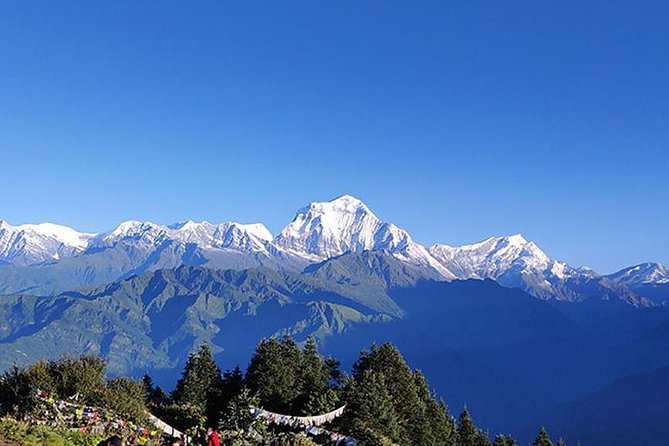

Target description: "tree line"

left=0, top=338, right=569, bottom=446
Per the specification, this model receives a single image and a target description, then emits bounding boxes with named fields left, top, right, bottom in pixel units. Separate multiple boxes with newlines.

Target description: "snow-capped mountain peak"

left=608, top=262, right=669, bottom=285
left=233, top=223, right=273, bottom=241
left=429, top=234, right=551, bottom=277
left=110, top=220, right=156, bottom=234
left=92, top=219, right=274, bottom=254
left=314, top=194, right=374, bottom=214
left=207, top=222, right=273, bottom=253
left=169, top=220, right=209, bottom=231
left=168, top=220, right=273, bottom=242
left=275, top=195, right=382, bottom=258
left=274, top=195, right=456, bottom=278
left=15, top=222, right=94, bottom=250
left=0, top=220, right=95, bottom=265
left=97, top=220, right=163, bottom=244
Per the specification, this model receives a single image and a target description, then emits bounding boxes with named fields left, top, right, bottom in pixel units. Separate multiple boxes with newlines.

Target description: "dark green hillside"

left=0, top=265, right=399, bottom=376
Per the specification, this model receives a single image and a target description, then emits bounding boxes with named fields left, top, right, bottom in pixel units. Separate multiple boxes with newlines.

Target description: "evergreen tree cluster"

left=246, top=337, right=342, bottom=416
left=338, top=343, right=457, bottom=445
left=170, top=342, right=225, bottom=426
left=1, top=339, right=568, bottom=446
left=155, top=339, right=565, bottom=446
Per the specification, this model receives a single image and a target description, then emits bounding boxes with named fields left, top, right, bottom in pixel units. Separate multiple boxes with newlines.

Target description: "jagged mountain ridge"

left=0, top=195, right=666, bottom=303
left=601, top=263, right=669, bottom=305
left=607, top=262, right=669, bottom=285
left=429, top=235, right=648, bottom=304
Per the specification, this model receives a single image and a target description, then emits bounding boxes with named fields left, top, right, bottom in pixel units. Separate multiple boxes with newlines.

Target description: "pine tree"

left=345, top=342, right=460, bottom=446
left=213, top=365, right=245, bottom=422
left=221, top=365, right=244, bottom=401
left=352, top=343, right=426, bottom=444
left=492, top=435, right=507, bottom=446
left=142, top=372, right=168, bottom=406
left=48, top=355, right=106, bottom=402
left=457, top=408, right=477, bottom=446
left=492, top=434, right=517, bottom=446
left=325, top=356, right=344, bottom=388
left=219, top=387, right=258, bottom=432
left=339, top=370, right=402, bottom=446
left=297, top=337, right=339, bottom=415
left=458, top=408, right=489, bottom=446
left=151, top=385, right=168, bottom=405
left=171, top=342, right=222, bottom=425
left=246, top=337, right=303, bottom=412
left=104, top=377, right=148, bottom=421
left=557, top=438, right=566, bottom=446
left=142, top=373, right=155, bottom=402
left=0, top=365, right=35, bottom=417
left=476, top=430, right=492, bottom=446
left=532, top=427, right=553, bottom=446
left=413, top=371, right=457, bottom=446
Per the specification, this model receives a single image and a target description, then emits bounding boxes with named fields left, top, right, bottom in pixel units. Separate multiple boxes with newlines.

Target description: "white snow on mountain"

left=274, top=195, right=456, bottom=278
left=1, top=195, right=666, bottom=303
left=429, top=234, right=584, bottom=299
left=95, top=220, right=164, bottom=246
left=607, top=262, right=669, bottom=285
left=94, top=220, right=274, bottom=255
left=0, top=217, right=277, bottom=267
left=0, top=220, right=95, bottom=265
left=429, top=234, right=569, bottom=279
left=275, top=195, right=387, bottom=258
left=17, top=222, right=93, bottom=250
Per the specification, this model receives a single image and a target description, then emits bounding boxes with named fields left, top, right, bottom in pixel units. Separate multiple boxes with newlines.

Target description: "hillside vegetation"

left=0, top=339, right=562, bottom=446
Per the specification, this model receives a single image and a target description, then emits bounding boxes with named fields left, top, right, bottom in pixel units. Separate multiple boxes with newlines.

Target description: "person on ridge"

left=167, top=437, right=183, bottom=446
left=206, top=427, right=219, bottom=446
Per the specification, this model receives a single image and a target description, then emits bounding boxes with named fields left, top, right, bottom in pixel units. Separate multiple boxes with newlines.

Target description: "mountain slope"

left=0, top=265, right=398, bottom=376
left=321, top=278, right=582, bottom=436
left=541, top=363, right=669, bottom=446
left=303, top=250, right=442, bottom=289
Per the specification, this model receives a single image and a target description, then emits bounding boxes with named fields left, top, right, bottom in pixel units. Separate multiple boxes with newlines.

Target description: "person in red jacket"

left=206, top=427, right=219, bottom=446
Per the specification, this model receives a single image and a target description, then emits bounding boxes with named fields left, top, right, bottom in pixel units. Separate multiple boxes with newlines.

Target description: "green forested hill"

left=0, top=261, right=407, bottom=375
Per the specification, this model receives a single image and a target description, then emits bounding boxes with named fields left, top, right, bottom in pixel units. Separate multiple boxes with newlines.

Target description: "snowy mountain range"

left=606, top=262, right=669, bottom=286
left=0, top=195, right=666, bottom=304
left=0, top=220, right=94, bottom=265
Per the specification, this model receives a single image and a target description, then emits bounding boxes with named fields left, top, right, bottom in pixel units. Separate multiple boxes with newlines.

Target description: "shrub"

left=0, top=418, right=103, bottom=446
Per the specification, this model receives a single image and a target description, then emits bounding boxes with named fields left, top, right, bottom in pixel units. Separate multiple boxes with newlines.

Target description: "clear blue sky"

left=1, top=1, right=667, bottom=273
